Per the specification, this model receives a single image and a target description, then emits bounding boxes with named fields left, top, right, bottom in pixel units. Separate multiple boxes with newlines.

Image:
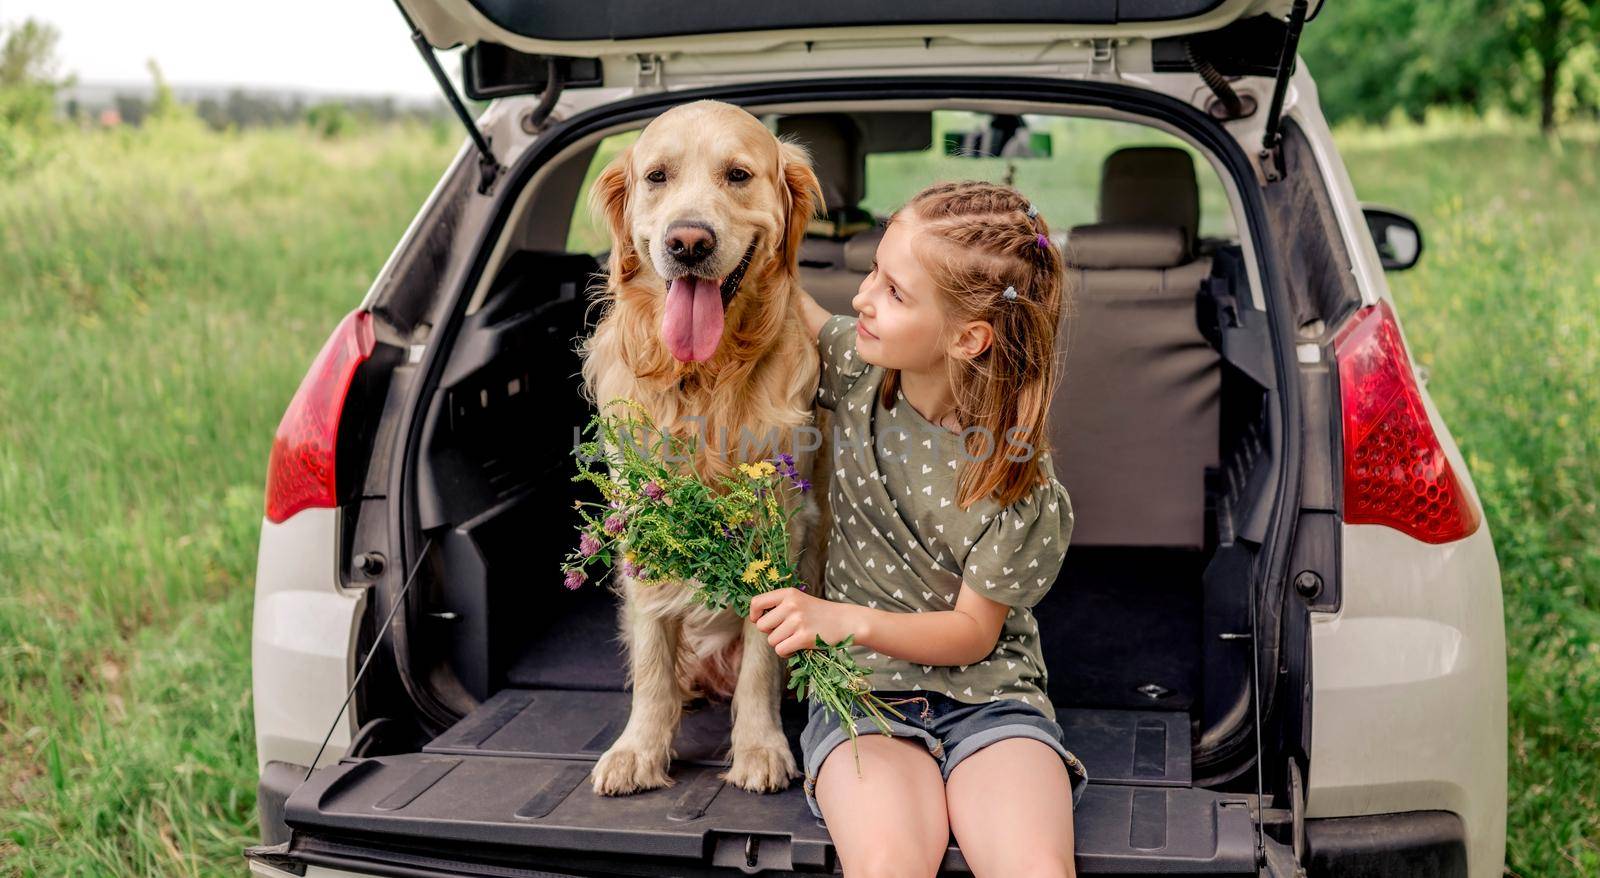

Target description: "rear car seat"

left=781, top=113, right=886, bottom=314
left=795, top=144, right=1220, bottom=548
left=1053, top=147, right=1220, bottom=547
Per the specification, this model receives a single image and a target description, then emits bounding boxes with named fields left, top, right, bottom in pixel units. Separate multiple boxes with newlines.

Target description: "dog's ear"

left=588, top=143, right=639, bottom=283
left=777, top=137, right=825, bottom=271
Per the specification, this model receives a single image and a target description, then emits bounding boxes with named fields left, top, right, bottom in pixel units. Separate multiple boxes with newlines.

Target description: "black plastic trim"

left=393, top=74, right=1305, bottom=787
left=1294, top=353, right=1342, bottom=614
left=258, top=761, right=310, bottom=846
left=1305, top=811, right=1468, bottom=877
left=464, top=45, right=604, bottom=101
left=1152, top=14, right=1292, bottom=76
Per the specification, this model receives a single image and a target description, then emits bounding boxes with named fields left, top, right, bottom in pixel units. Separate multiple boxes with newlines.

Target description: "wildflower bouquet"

left=561, top=398, right=908, bottom=768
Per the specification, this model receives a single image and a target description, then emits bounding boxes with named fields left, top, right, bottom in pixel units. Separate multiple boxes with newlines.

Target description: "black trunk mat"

left=505, top=547, right=1205, bottom=713
left=283, top=688, right=1256, bottom=875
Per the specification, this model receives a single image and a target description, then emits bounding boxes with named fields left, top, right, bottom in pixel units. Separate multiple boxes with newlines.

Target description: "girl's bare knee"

left=818, top=736, right=948, bottom=878
left=828, top=812, right=945, bottom=878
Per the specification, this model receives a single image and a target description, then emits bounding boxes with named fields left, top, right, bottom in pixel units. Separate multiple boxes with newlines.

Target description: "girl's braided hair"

left=881, top=180, right=1073, bottom=510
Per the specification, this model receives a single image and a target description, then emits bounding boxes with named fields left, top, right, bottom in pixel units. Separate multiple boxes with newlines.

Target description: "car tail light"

left=1332, top=299, right=1479, bottom=543
left=265, top=309, right=375, bottom=523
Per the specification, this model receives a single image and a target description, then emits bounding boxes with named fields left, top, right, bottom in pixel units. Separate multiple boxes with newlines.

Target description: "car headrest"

left=1065, top=224, right=1190, bottom=270
left=776, top=113, right=864, bottom=211
left=1098, top=147, right=1200, bottom=245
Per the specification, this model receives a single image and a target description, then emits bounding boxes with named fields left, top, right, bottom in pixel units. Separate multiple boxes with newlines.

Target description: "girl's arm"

left=852, top=584, right=1012, bottom=667
left=795, top=286, right=834, bottom=342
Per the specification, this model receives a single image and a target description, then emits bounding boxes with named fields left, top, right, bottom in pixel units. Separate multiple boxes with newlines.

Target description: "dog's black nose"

left=665, top=221, right=716, bottom=266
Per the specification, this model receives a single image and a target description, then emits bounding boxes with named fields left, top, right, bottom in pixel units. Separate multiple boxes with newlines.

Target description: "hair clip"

left=1025, top=202, right=1039, bottom=219
left=1002, top=285, right=1019, bottom=301
left=1035, top=233, right=1049, bottom=249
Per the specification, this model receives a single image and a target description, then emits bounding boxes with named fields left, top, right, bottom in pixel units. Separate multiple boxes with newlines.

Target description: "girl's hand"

left=749, top=587, right=863, bottom=658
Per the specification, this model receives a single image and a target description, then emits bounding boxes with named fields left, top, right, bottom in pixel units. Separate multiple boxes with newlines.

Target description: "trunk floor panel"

left=282, top=689, right=1256, bottom=874
left=424, top=688, right=1193, bottom=787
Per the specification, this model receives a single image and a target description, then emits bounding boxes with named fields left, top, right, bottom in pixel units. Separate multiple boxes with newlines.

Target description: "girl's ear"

left=952, top=320, right=995, bottom=360
left=588, top=143, right=639, bottom=283
left=777, top=137, right=826, bottom=271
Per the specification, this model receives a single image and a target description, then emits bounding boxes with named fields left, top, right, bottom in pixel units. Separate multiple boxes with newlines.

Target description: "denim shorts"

left=799, top=689, right=1088, bottom=821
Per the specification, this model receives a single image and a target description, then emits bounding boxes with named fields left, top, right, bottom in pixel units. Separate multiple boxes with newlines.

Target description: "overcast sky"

left=1, top=0, right=454, bottom=97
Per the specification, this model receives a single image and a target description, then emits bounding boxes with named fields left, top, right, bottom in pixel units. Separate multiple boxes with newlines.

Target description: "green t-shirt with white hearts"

left=814, top=313, right=1074, bottom=722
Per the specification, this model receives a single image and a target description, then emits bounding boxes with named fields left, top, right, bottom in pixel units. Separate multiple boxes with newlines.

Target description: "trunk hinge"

left=392, top=2, right=503, bottom=195
left=636, top=53, right=666, bottom=90
left=1258, top=0, right=1310, bottom=182
left=1085, top=38, right=1119, bottom=78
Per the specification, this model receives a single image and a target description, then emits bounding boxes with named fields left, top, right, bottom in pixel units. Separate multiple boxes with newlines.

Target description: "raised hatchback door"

left=397, top=0, right=1322, bottom=87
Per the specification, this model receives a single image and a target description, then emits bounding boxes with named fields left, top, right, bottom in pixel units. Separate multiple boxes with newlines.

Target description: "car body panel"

left=1288, top=66, right=1506, bottom=875
left=251, top=509, right=365, bottom=772
left=1309, top=521, right=1507, bottom=878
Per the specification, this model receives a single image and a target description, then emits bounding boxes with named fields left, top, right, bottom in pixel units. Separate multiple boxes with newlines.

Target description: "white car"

left=246, top=1, right=1507, bottom=875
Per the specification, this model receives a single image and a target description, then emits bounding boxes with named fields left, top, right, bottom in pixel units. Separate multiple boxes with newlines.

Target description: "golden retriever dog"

left=577, top=99, right=833, bottom=796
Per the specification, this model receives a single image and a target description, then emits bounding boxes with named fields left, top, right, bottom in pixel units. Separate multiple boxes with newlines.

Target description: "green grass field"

left=1, top=111, right=1595, bottom=876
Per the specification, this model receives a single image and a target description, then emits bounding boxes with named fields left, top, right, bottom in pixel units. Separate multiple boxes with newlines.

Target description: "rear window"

left=568, top=129, right=640, bottom=255
left=566, top=109, right=1236, bottom=253
left=862, top=111, right=1235, bottom=239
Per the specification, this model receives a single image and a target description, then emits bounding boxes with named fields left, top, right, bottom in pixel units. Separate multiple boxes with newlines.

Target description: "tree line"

left=1300, top=0, right=1599, bottom=131
left=0, top=19, right=454, bottom=136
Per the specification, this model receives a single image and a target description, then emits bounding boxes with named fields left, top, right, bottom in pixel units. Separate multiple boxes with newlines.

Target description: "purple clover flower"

left=620, top=558, right=642, bottom=579
left=642, top=480, right=665, bottom=500
left=579, top=532, right=602, bottom=558
left=603, top=514, right=626, bottom=535
left=563, top=569, right=587, bottom=590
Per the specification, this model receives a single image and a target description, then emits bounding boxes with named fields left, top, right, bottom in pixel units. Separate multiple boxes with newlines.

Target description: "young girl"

left=748, top=180, right=1087, bottom=877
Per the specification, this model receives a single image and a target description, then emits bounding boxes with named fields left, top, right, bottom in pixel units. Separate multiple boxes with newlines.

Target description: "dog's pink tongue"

left=662, top=276, right=725, bottom=362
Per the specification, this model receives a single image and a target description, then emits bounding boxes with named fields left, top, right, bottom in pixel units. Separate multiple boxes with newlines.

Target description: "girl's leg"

left=814, top=733, right=950, bottom=878
left=944, top=737, right=1078, bottom=878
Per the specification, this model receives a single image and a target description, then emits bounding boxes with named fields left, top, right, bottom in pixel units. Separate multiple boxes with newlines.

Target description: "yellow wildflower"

left=766, top=565, right=781, bottom=582
left=739, top=461, right=777, bottom=479
left=741, top=558, right=772, bottom=584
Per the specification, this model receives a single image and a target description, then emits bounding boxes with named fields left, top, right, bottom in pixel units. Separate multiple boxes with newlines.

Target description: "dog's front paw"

left=591, top=743, right=675, bottom=796
left=720, top=741, right=800, bottom=793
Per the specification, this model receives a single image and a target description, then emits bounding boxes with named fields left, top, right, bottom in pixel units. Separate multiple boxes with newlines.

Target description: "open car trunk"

left=260, top=209, right=1289, bottom=872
